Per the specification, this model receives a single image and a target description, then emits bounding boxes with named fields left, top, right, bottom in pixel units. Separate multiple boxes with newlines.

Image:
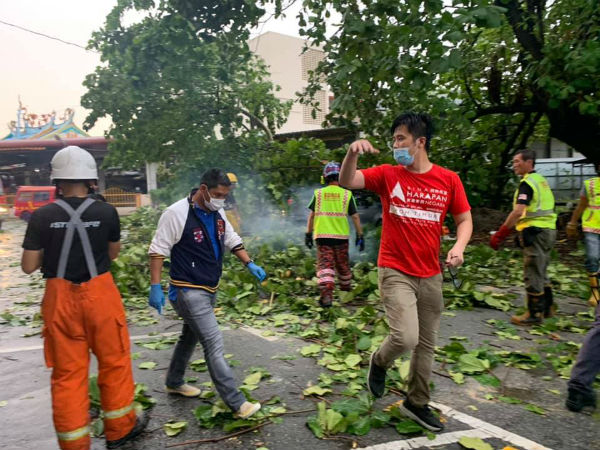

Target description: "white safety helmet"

left=50, top=146, right=98, bottom=181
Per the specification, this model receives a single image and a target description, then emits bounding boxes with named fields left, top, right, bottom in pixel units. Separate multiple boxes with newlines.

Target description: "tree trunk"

left=545, top=107, right=600, bottom=163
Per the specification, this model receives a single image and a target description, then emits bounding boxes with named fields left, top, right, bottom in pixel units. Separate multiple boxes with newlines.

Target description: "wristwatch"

left=244, top=259, right=254, bottom=266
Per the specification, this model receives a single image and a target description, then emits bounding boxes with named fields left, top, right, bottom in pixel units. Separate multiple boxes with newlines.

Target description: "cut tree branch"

left=516, top=111, right=543, bottom=150
left=506, top=112, right=532, bottom=152
left=165, top=420, right=272, bottom=448
left=239, top=108, right=273, bottom=141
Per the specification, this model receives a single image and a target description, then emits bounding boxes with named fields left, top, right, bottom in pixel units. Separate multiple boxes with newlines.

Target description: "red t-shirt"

left=362, top=164, right=470, bottom=278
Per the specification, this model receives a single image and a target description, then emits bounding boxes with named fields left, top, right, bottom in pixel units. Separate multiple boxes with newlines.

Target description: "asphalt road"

left=1, top=218, right=598, bottom=450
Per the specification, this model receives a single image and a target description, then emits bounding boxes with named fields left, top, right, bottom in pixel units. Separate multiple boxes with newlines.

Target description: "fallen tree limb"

left=164, top=420, right=272, bottom=448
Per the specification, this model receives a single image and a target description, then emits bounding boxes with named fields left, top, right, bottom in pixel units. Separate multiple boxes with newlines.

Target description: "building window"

left=302, top=49, right=324, bottom=81
left=303, top=90, right=327, bottom=125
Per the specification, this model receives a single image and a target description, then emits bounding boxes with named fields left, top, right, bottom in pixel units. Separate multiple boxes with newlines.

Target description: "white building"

left=248, top=32, right=330, bottom=134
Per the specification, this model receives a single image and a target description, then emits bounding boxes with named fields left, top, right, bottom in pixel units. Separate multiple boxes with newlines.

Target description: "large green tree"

left=82, top=0, right=290, bottom=172
left=291, top=0, right=599, bottom=205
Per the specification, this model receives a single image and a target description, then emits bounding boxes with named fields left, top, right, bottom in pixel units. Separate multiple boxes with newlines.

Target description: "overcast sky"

left=0, top=0, right=302, bottom=138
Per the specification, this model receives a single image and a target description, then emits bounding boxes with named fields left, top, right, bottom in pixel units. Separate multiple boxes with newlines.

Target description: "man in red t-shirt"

left=340, top=112, right=472, bottom=432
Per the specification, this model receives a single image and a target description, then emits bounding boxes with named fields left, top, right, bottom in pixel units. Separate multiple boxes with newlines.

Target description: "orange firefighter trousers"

left=42, top=272, right=136, bottom=450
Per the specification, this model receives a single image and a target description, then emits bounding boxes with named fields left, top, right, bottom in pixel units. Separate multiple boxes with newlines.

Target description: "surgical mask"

left=200, top=190, right=226, bottom=211
left=393, top=147, right=414, bottom=166
left=205, top=194, right=225, bottom=211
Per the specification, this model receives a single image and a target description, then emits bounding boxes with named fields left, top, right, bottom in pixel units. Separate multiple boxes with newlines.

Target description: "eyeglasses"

left=447, top=266, right=463, bottom=289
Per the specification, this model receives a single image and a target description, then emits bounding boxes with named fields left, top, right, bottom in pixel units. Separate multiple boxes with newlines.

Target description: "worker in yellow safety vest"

left=305, top=162, right=363, bottom=307
left=567, top=162, right=600, bottom=306
left=224, top=173, right=242, bottom=234
left=490, top=149, right=557, bottom=325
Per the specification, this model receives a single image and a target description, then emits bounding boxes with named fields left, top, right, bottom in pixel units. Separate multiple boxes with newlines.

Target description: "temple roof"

left=2, top=105, right=89, bottom=141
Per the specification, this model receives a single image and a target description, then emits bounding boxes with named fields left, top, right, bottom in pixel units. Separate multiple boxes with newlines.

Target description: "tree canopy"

left=82, top=0, right=599, bottom=207
left=82, top=0, right=291, bottom=172
left=293, top=0, right=599, bottom=205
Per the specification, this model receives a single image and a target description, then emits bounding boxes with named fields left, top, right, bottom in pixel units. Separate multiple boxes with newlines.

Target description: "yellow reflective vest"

left=513, top=172, right=556, bottom=231
left=312, top=185, right=353, bottom=239
left=583, top=177, right=600, bottom=234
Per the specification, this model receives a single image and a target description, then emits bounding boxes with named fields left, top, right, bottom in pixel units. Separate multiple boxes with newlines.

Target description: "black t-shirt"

left=516, top=181, right=534, bottom=205
left=22, top=197, right=120, bottom=282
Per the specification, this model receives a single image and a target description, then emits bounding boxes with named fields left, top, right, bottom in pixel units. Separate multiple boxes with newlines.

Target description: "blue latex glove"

left=149, top=284, right=166, bottom=314
left=355, top=234, right=365, bottom=252
left=247, top=262, right=267, bottom=282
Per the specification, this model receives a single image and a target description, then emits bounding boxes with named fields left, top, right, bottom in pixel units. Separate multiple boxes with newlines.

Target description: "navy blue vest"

left=169, top=202, right=226, bottom=292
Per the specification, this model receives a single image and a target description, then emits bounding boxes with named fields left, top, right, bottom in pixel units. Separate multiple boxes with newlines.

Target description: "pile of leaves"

left=107, top=207, right=596, bottom=441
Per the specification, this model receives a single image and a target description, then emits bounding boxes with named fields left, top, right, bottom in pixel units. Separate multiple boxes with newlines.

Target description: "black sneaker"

left=367, top=352, right=386, bottom=398
left=399, top=400, right=444, bottom=432
left=106, top=410, right=150, bottom=449
left=566, top=389, right=597, bottom=412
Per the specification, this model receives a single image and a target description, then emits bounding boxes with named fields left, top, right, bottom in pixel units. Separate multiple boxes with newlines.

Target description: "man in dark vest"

left=148, top=168, right=266, bottom=419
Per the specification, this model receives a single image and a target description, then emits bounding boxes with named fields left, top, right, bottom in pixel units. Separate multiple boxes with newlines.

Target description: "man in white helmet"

left=20, top=146, right=148, bottom=449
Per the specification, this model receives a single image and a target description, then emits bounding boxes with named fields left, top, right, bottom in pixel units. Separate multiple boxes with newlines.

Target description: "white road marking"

left=0, top=331, right=181, bottom=354
left=358, top=429, right=491, bottom=450
left=357, top=401, right=553, bottom=450
left=239, top=326, right=279, bottom=342
left=432, top=401, right=552, bottom=450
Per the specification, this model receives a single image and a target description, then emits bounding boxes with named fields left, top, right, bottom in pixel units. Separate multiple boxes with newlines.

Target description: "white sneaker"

left=235, top=401, right=261, bottom=419
left=165, top=384, right=201, bottom=397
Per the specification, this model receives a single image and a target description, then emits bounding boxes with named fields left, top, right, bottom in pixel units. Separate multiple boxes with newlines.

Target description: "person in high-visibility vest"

left=490, top=149, right=557, bottom=325
left=20, top=146, right=148, bottom=450
left=567, top=162, right=600, bottom=306
left=565, top=162, right=600, bottom=414
left=224, top=172, right=242, bottom=234
left=305, top=162, right=364, bottom=307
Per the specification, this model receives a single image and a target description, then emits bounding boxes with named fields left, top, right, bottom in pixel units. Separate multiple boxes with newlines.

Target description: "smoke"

left=241, top=184, right=318, bottom=250
left=239, top=182, right=379, bottom=263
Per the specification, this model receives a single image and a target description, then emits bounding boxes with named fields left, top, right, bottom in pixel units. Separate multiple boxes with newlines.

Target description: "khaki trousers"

left=373, top=267, right=444, bottom=407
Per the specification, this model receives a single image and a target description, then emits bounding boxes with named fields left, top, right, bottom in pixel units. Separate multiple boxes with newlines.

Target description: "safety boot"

left=544, top=285, right=556, bottom=318
left=511, top=292, right=546, bottom=326
left=588, top=273, right=599, bottom=307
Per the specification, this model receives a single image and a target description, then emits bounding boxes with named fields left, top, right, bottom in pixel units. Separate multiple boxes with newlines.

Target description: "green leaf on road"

left=138, top=361, right=157, bottom=370
left=326, top=363, right=348, bottom=372
left=457, top=354, right=490, bottom=374
left=164, top=421, right=187, bottom=436
left=498, top=396, right=522, bottom=404
left=395, top=420, right=424, bottom=434
left=357, top=336, right=372, bottom=350
left=243, top=372, right=262, bottom=386
left=449, top=371, right=465, bottom=384
left=300, top=343, right=322, bottom=357
left=303, top=385, right=332, bottom=396
left=458, top=436, right=493, bottom=450
left=344, top=354, right=362, bottom=367
left=525, top=404, right=546, bottom=415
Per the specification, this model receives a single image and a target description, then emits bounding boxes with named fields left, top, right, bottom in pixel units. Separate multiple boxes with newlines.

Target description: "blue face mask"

left=393, top=147, right=414, bottom=166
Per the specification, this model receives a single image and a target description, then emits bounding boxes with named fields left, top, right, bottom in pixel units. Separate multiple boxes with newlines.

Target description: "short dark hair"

left=200, top=168, right=231, bottom=189
left=515, top=149, right=536, bottom=166
left=390, top=112, right=434, bottom=151
left=325, top=174, right=339, bottom=184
